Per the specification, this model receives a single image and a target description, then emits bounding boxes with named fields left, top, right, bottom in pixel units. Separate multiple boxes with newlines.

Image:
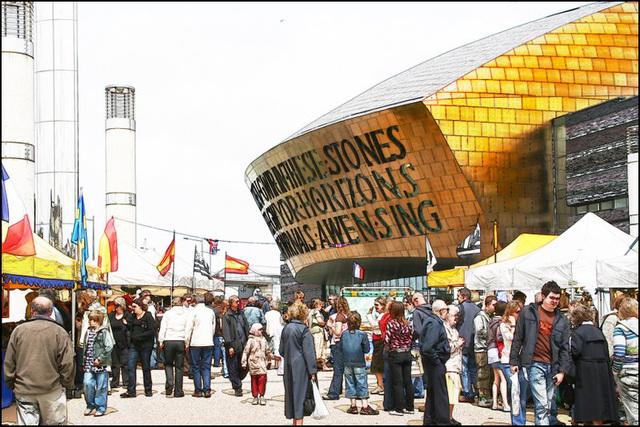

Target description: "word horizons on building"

left=248, top=125, right=443, bottom=261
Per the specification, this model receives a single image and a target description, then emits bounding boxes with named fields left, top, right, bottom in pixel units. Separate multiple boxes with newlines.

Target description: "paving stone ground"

left=1, top=366, right=571, bottom=425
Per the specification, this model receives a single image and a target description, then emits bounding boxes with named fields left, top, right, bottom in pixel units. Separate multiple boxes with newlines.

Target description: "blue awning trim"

left=2, top=273, right=110, bottom=290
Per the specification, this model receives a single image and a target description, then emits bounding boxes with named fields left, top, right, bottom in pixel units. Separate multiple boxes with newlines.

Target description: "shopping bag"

left=310, top=381, right=330, bottom=419
left=510, top=371, right=520, bottom=416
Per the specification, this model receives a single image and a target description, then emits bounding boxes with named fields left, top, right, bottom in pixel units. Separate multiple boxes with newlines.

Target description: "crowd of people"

left=3, top=285, right=638, bottom=425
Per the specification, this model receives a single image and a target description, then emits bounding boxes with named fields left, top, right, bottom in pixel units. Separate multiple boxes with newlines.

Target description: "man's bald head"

left=32, top=296, right=54, bottom=316
left=412, top=292, right=427, bottom=306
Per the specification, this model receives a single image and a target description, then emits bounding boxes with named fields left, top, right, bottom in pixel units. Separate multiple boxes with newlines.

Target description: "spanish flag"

left=98, top=217, right=118, bottom=272
left=225, top=254, right=249, bottom=274
left=157, top=237, right=175, bottom=276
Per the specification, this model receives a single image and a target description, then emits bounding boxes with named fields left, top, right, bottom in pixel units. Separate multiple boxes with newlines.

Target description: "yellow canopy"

left=2, top=233, right=107, bottom=289
left=428, top=233, right=557, bottom=287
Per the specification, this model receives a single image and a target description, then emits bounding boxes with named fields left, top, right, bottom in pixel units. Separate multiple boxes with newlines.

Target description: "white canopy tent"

left=466, top=213, right=637, bottom=313
left=512, top=213, right=636, bottom=292
left=596, top=238, right=638, bottom=289
left=107, top=242, right=223, bottom=296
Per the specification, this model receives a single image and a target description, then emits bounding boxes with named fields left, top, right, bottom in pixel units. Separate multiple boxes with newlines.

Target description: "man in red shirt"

left=510, top=281, right=571, bottom=425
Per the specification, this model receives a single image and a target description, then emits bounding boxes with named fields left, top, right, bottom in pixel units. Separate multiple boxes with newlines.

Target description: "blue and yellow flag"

left=71, top=190, right=88, bottom=286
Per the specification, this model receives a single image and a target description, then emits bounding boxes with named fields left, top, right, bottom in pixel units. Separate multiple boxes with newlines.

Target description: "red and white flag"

left=353, top=262, right=364, bottom=280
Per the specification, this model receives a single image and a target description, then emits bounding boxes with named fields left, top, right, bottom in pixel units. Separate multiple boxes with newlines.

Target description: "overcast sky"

left=76, top=2, right=592, bottom=276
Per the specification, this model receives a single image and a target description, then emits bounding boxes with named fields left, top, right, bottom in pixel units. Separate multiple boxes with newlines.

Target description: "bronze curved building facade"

left=245, top=2, right=639, bottom=285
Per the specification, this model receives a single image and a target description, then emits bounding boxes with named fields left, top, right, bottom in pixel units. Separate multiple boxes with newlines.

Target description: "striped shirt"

left=384, top=318, right=413, bottom=352
left=84, top=329, right=107, bottom=373
left=612, top=321, right=638, bottom=373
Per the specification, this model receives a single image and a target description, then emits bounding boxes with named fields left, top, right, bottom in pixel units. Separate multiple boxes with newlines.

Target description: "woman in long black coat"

left=570, top=305, right=618, bottom=424
left=279, top=301, right=318, bottom=425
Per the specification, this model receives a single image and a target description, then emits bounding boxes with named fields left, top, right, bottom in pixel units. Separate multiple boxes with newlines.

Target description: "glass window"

left=588, top=203, right=599, bottom=212
left=576, top=205, right=587, bottom=214
left=600, top=200, right=614, bottom=210
left=614, top=198, right=628, bottom=208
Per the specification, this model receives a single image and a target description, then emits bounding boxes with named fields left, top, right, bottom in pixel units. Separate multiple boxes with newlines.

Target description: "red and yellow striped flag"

left=98, top=217, right=118, bottom=272
left=225, top=254, right=249, bottom=274
left=157, top=238, right=175, bottom=276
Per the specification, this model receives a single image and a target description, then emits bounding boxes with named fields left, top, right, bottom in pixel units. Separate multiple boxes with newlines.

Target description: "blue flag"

left=71, top=191, right=88, bottom=286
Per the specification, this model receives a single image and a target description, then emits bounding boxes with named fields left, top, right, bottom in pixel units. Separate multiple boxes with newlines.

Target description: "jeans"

left=83, top=371, right=108, bottom=413
left=163, top=341, right=185, bottom=395
left=529, top=362, right=556, bottom=425
left=150, top=336, right=158, bottom=369
left=190, top=346, right=213, bottom=393
left=413, top=376, right=424, bottom=398
left=461, top=349, right=478, bottom=399
left=344, top=365, right=369, bottom=399
left=222, top=342, right=229, bottom=377
left=327, top=344, right=344, bottom=398
left=110, top=346, right=129, bottom=388
left=128, top=346, right=152, bottom=394
left=389, top=351, right=414, bottom=412
left=213, top=336, right=223, bottom=367
left=501, top=364, right=529, bottom=425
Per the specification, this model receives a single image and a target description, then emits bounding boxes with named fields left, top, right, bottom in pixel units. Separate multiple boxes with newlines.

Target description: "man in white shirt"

left=184, top=293, right=216, bottom=398
left=158, top=297, right=189, bottom=398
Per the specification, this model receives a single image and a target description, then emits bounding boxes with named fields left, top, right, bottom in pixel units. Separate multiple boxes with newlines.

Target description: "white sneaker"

left=259, top=396, right=266, bottom=405
left=252, top=397, right=259, bottom=405
left=372, top=386, right=384, bottom=394
left=389, top=410, right=404, bottom=416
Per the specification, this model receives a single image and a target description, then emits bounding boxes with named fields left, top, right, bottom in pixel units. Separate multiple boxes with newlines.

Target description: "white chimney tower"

left=34, top=2, right=79, bottom=252
left=105, top=85, right=137, bottom=248
left=2, top=1, right=35, bottom=224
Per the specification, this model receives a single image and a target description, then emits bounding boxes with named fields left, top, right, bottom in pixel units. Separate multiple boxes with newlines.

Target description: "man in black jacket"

left=413, top=292, right=451, bottom=425
left=510, top=281, right=571, bottom=426
left=222, top=295, right=249, bottom=396
left=456, top=287, right=480, bottom=403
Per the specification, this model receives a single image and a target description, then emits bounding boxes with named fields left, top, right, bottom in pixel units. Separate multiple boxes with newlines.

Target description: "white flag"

left=426, top=235, right=438, bottom=274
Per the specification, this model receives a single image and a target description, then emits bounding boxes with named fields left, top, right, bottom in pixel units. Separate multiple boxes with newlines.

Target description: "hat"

left=249, top=323, right=264, bottom=335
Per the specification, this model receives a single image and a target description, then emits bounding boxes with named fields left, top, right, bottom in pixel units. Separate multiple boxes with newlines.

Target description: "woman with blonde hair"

left=280, top=301, right=318, bottom=425
left=308, top=298, right=327, bottom=371
left=612, top=297, right=638, bottom=425
left=500, top=299, right=523, bottom=424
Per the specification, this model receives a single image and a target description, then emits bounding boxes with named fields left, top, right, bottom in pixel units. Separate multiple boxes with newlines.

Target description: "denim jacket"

left=83, top=325, right=114, bottom=366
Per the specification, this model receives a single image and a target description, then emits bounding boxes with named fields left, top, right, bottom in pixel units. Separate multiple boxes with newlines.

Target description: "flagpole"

left=224, top=251, right=227, bottom=299
left=425, top=233, right=430, bottom=303
left=493, top=219, right=498, bottom=263
left=170, top=230, right=175, bottom=301
left=192, top=244, right=196, bottom=293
